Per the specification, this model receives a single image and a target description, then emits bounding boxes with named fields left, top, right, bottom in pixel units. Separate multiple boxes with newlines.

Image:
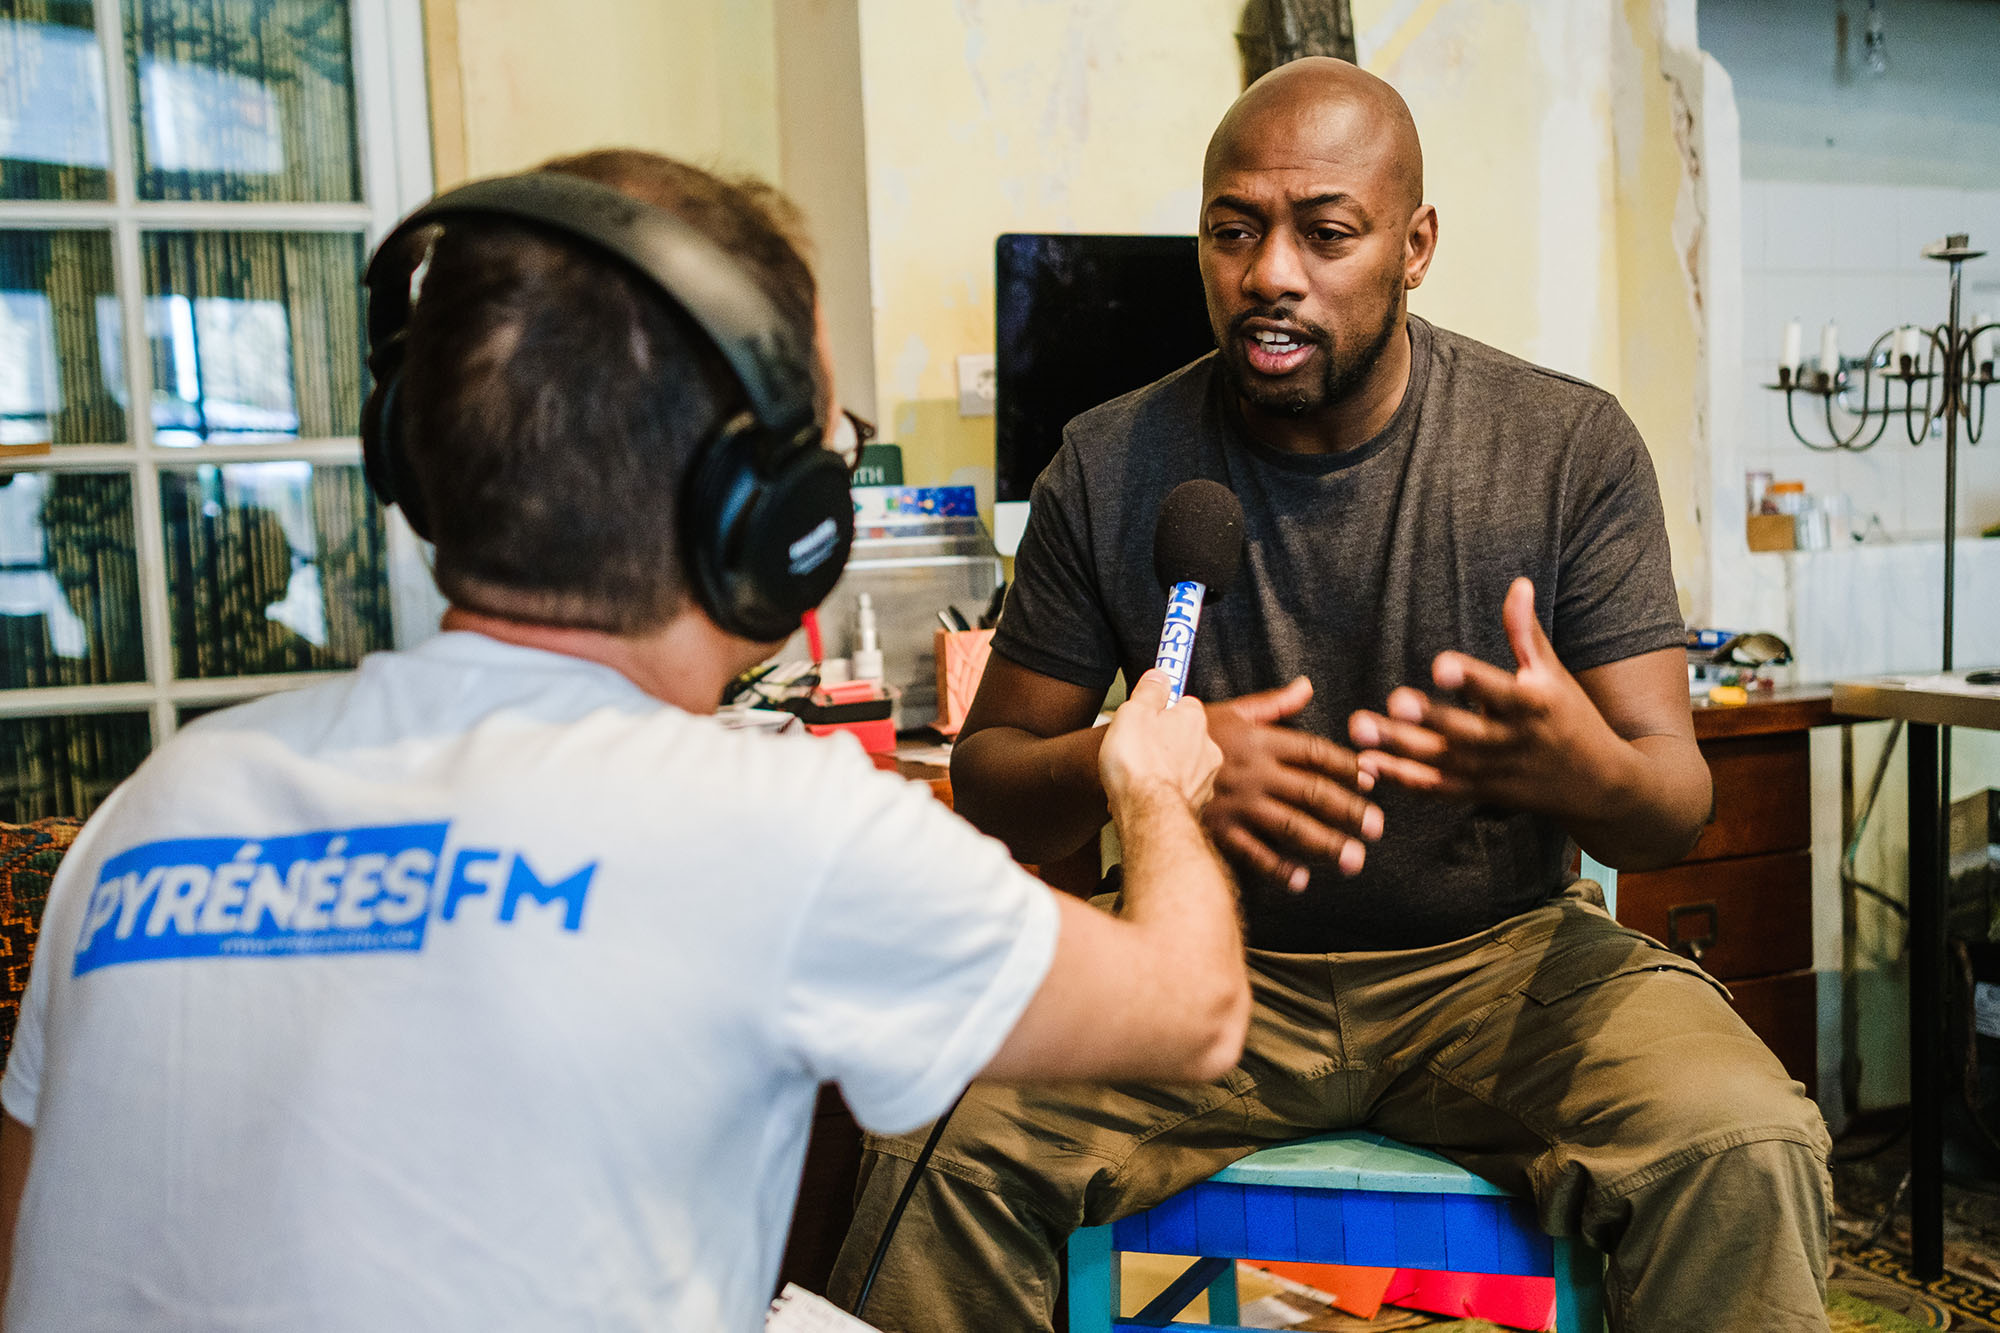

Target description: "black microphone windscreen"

left=1153, top=480, right=1245, bottom=596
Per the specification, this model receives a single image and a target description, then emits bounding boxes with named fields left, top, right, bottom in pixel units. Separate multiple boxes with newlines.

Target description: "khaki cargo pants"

left=828, top=883, right=1832, bottom=1333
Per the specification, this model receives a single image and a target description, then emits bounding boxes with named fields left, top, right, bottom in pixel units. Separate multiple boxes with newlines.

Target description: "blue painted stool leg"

left=1067, top=1226, right=1118, bottom=1333
left=1205, top=1260, right=1239, bottom=1325
left=1552, top=1237, right=1606, bottom=1333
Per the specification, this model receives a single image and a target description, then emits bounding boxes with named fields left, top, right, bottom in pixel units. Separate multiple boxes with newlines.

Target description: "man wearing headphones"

left=0, top=151, right=1249, bottom=1332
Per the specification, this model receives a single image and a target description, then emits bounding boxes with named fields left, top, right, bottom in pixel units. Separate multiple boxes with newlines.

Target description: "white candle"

left=1780, top=319, right=1802, bottom=372
left=1974, top=313, right=1996, bottom=370
left=1898, top=326, right=1920, bottom=364
left=1819, top=322, right=1841, bottom=377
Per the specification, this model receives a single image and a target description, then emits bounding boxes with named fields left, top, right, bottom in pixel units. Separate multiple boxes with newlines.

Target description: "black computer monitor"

left=994, top=233, right=1215, bottom=511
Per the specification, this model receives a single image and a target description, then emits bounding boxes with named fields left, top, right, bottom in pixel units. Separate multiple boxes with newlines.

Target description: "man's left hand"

left=1346, top=577, right=1624, bottom=819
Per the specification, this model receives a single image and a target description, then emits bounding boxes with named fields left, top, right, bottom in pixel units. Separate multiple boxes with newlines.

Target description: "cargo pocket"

left=1519, top=932, right=1733, bottom=1007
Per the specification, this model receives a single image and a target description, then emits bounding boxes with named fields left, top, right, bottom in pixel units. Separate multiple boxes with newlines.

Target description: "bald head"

left=1195, top=57, right=1438, bottom=449
left=1204, top=57, right=1423, bottom=219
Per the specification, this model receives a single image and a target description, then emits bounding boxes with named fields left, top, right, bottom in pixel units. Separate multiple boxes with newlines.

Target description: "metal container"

left=786, top=515, right=1003, bottom=727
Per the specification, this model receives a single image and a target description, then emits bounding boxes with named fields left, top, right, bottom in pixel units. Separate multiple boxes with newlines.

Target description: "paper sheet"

left=766, top=1284, right=882, bottom=1332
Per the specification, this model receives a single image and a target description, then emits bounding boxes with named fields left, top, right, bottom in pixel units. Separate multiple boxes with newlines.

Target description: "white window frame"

left=0, top=0, right=434, bottom=753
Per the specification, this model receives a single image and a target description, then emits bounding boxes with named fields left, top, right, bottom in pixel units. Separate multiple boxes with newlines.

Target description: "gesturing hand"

left=1203, top=676, right=1383, bottom=893
left=1099, top=669, right=1225, bottom=813
left=1347, top=578, right=1624, bottom=816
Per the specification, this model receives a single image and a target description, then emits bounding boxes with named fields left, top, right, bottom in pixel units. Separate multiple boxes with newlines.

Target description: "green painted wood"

left=1581, top=853, right=1617, bottom=917
left=1069, top=1224, right=1118, bottom=1330
left=1205, top=1262, right=1239, bottom=1324
left=1205, top=1132, right=1510, bottom=1196
left=1553, top=1237, right=1607, bottom=1333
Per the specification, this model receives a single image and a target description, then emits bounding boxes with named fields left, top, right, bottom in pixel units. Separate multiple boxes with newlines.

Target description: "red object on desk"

left=803, top=680, right=895, bottom=754
left=806, top=715, right=894, bottom=754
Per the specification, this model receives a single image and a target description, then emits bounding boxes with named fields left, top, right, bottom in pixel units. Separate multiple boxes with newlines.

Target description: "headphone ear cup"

left=684, top=419, right=853, bottom=642
left=360, top=351, right=433, bottom=543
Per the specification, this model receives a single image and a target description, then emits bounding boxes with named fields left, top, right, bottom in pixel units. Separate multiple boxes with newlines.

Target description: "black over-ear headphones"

left=361, top=171, right=854, bottom=643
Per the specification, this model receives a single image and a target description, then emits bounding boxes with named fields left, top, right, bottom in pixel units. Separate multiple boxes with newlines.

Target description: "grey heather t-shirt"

left=995, top=316, right=1684, bottom=952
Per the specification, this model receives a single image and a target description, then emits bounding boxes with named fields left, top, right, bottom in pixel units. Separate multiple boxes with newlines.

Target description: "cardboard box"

left=1747, top=513, right=1796, bottom=552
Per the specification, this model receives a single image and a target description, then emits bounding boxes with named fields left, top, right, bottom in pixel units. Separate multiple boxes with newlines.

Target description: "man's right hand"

left=1203, top=676, right=1383, bottom=891
left=1099, top=670, right=1224, bottom=813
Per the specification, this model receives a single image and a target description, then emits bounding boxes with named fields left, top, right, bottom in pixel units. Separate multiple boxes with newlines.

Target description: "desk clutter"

left=1686, top=627, right=1793, bottom=701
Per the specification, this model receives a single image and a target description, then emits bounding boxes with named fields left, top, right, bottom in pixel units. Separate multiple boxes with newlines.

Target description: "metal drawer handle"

left=1667, top=902, right=1719, bottom=962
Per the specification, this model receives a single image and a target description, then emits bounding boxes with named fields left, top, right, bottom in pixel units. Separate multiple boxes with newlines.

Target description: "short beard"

left=1221, top=286, right=1403, bottom=419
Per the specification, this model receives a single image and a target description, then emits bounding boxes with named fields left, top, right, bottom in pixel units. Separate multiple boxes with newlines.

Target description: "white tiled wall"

left=1740, top=180, right=2000, bottom=540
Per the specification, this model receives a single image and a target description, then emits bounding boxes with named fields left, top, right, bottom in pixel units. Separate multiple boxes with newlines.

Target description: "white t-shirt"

left=1, top=633, right=1058, bottom=1333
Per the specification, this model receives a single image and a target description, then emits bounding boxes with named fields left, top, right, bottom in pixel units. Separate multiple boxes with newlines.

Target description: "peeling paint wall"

left=1611, top=0, right=1709, bottom=619
left=852, top=0, right=1711, bottom=613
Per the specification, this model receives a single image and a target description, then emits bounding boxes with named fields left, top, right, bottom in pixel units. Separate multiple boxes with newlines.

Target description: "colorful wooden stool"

left=1065, top=860, right=1618, bottom=1333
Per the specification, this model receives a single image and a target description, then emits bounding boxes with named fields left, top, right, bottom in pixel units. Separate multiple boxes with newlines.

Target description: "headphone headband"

left=365, top=172, right=818, bottom=440
left=362, top=168, right=852, bottom=644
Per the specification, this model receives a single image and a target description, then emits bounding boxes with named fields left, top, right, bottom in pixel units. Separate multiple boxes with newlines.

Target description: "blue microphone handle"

left=1153, top=580, right=1206, bottom=704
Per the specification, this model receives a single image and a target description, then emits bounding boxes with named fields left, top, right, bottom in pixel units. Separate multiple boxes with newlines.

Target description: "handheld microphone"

left=1151, top=480, right=1245, bottom=704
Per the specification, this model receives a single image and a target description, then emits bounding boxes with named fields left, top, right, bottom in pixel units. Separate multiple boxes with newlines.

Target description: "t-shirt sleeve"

left=1553, top=397, right=1686, bottom=674
left=990, top=438, right=1122, bottom=692
left=776, top=768, right=1059, bottom=1134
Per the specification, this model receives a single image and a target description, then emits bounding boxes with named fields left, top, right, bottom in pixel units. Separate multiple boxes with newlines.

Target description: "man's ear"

left=1404, top=204, right=1439, bottom=290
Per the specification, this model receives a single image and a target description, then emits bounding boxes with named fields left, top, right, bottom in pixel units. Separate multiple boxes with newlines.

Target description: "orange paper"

left=934, top=628, right=994, bottom=735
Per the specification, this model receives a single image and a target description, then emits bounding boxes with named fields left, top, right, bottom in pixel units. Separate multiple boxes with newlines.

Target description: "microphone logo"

left=1156, top=582, right=1203, bottom=702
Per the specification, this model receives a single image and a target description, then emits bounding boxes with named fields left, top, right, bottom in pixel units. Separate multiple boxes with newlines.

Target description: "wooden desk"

left=1834, top=672, right=2000, bottom=1280
left=1616, top=687, right=1835, bottom=1089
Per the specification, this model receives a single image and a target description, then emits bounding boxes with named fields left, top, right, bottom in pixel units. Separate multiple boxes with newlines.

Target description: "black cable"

left=852, top=1092, right=966, bottom=1321
left=1852, top=879, right=1909, bottom=920
left=1866, top=1167, right=1911, bottom=1249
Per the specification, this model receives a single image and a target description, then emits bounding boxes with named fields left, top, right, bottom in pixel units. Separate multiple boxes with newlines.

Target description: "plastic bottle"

left=852, top=593, right=884, bottom=683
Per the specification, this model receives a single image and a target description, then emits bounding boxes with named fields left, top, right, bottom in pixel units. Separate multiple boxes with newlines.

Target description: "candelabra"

left=1765, top=232, right=1996, bottom=673
left=1768, top=234, right=1997, bottom=1261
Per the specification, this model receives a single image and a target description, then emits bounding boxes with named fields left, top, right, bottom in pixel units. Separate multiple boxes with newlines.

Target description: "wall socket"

left=956, top=353, right=997, bottom=416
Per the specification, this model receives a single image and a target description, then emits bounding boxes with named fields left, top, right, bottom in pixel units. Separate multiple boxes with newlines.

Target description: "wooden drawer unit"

left=1619, top=689, right=1833, bottom=1092
left=1684, top=733, right=1811, bottom=861
left=1616, top=851, right=1812, bottom=980
left=1730, top=969, right=1820, bottom=1088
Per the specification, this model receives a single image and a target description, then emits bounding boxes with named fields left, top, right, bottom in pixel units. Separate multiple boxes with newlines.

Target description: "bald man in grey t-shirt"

left=833, top=57, right=1831, bottom=1333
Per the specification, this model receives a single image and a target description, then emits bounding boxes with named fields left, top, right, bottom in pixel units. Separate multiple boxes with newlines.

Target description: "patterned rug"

left=0, top=818, right=76, bottom=1058
left=1822, top=1125, right=2000, bottom=1331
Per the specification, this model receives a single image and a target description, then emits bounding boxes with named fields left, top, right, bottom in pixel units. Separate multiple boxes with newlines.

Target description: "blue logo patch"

left=73, top=825, right=601, bottom=976
left=75, top=823, right=451, bottom=976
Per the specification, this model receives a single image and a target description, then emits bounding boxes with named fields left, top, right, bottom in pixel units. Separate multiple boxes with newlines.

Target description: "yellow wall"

left=427, top=0, right=780, bottom=187
left=1611, top=0, right=1707, bottom=620
left=851, top=0, right=1243, bottom=494
left=429, top=0, right=1709, bottom=608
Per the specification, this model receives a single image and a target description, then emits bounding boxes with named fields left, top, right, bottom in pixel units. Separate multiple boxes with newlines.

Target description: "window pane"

left=0, top=711, right=150, bottom=821
left=160, top=461, right=390, bottom=679
left=0, top=230, right=127, bottom=446
left=0, top=471, right=144, bottom=688
left=0, top=1, right=113, bottom=200
left=143, top=230, right=364, bottom=444
left=124, top=0, right=359, bottom=202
